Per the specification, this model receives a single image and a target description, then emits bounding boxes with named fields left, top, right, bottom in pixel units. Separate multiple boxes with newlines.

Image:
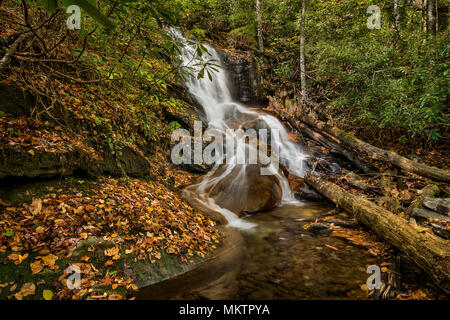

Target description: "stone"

left=219, top=50, right=257, bottom=104
left=423, top=197, right=450, bottom=216
left=207, top=164, right=282, bottom=215
left=295, top=184, right=324, bottom=201
left=431, top=223, right=450, bottom=240
left=307, top=223, right=332, bottom=235
left=412, top=208, right=450, bottom=221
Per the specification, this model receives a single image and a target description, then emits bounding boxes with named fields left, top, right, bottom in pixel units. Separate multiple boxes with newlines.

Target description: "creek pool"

left=137, top=202, right=377, bottom=300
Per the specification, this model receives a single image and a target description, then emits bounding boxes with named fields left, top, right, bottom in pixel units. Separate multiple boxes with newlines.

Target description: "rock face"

left=219, top=50, right=257, bottom=104
left=423, top=197, right=450, bottom=216
left=207, top=164, right=282, bottom=215
left=0, top=144, right=154, bottom=179
left=295, top=184, right=324, bottom=201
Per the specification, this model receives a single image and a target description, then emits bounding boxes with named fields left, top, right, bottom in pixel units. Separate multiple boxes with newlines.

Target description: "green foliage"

left=168, top=121, right=181, bottom=131
left=40, top=0, right=113, bottom=28
left=181, top=0, right=448, bottom=145
left=1, top=229, right=14, bottom=237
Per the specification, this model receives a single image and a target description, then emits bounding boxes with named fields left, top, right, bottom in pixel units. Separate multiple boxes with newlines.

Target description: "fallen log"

left=305, top=173, right=450, bottom=293
left=299, top=113, right=450, bottom=183
left=277, top=110, right=373, bottom=173
left=341, top=169, right=381, bottom=193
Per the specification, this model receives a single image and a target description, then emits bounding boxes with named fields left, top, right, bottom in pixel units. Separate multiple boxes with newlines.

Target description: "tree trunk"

left=305, top=174, right=450, bottom=293
left=393, top=0, right=401, bottom=28
left=426, top=0, right=436, bottom=34
left=421, top=0, right=426, bottom=31
left=298, top=112, right=450, bottom=182
left=299, top=0, right=307, bottom=104
left=435, top=0, right=439, bottom=33
left=256, top=0, right=264, bottom=52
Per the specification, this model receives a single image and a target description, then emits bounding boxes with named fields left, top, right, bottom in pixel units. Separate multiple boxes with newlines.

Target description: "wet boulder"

left=307, top=223, right=332, bottom=235
left=207, top=164, right=282, bottom=215
left=294, top=184, right=324, bottom=201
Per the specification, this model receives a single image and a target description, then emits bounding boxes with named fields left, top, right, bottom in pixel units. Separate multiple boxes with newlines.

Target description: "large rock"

left=412, top=207, right=450, bottom=221
left=219, top=50, right=256, bottom=104
left=207, top=164, right=282, bottom=215
left=295, top=184, right=324, bottom=201
left=423, top=197, right=450, bottom=216
left=0, top=144, right=153, bottom=179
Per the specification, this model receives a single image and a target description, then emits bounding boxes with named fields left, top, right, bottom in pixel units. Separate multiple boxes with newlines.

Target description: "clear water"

left=137, top=203, right=377, bottom=300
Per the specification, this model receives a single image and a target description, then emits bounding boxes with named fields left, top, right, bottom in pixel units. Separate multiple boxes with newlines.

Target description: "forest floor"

left=0, top=167, right=221, bottom=300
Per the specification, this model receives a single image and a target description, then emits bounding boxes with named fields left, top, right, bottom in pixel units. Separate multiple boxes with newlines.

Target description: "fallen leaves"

left=8, top=253, right=28, bottom=265
left=30, top=260, right=44, bottom=274
left=0, top=175, right=221, bottom=300
left=332, top=228, right=387, bottom=257
left=12, top=283, right=35, bottom=300
left=29, top=254, right=58, bottom=274
left=41, top=254, right=58, bottom=267
left=29, top=198, right=42, bottom=215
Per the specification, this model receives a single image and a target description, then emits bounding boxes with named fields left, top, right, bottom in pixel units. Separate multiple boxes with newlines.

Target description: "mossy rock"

left=0, top=83, right=35, bottom=117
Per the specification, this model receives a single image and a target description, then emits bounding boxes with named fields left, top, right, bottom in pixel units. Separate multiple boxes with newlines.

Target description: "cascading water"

left=170, top=29, right=308, bottom=229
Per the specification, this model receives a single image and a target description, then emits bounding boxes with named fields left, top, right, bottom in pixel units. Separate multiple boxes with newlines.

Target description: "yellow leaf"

left=18, top=253, right=29, bottom=264
left=7, top=253, right=19, bottom=262
left=41, top=254, right=58, bottom=267
left=28, top=149, right=35, bottom=156
left=43, top=289, right=53, bottom=300
left=30, top=261, right=43, bottom=274
left=112, top=284, right=118, bottom=290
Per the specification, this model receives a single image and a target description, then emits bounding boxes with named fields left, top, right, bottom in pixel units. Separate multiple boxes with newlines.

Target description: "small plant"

left=168, top=121, right=181, bottom=132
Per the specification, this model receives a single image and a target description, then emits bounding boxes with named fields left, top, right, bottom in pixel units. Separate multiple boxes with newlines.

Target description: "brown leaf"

left=30, top=260, right=44, bottom=274
left=29, top=198, right=42, bottom=215
left=14, top=283, right=35, bottom=300
left=41, top=254, right=58, bottom=267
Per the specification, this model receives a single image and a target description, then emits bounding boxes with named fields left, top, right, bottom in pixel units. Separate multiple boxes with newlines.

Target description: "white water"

left=171, top=29, right=308, bottom=229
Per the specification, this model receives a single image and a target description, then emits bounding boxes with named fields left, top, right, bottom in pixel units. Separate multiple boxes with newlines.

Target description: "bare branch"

left=0, top=32, right=31, bottom=70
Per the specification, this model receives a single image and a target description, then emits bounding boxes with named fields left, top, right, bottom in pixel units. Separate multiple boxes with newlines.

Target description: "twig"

left=359, top=172, right=429, bottom=182
left=21, top=0, right=48, bottom=55
left=0, top=32, right=31, bottom=70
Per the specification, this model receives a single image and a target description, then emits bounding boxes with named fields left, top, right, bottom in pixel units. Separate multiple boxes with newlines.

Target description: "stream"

left=137, top=203, right=377, bottom=299
left=137, top=30, right=378, bottom=299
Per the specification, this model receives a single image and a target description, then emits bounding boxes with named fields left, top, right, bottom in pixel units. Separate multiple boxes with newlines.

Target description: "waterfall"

left=170, top=29, right=308, bottom=229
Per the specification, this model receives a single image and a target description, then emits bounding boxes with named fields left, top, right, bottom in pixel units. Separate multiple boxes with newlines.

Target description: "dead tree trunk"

left=0, top=32, right=30, bottom=70
left=393, top=0, right=401, bottom=28
left=305, top=174, right=450, bottom=293
left=298, top=112, right=450, bottom=182
left=427, top=0, right=436, bottom=34
left=256, top=0, right=264, bottom=52
left=299, top=0, right=307, bottom=104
